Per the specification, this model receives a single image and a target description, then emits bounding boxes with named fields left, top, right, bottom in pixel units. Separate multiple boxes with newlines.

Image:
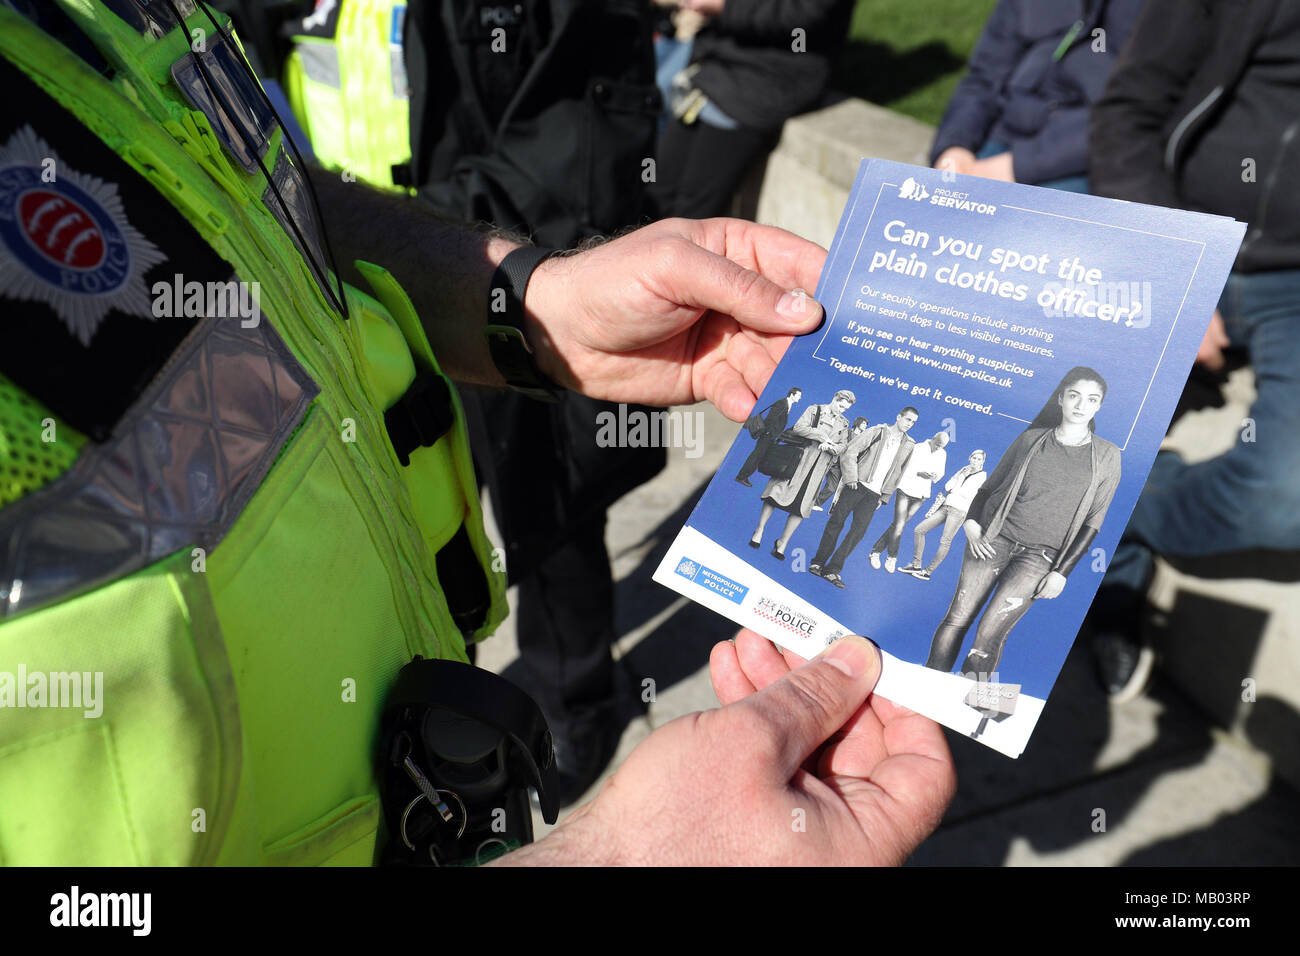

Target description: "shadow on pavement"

left=1120, top=697, right=1300, bottom=865
left=912, top=584, right=1300, bottom=864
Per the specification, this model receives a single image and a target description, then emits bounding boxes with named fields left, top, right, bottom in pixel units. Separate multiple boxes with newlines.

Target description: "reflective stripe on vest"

left=284, top=0, right=412, bottom=191
left=0, top=2, right=505, bottom=867
left=0, top=303, right=317, bottom=619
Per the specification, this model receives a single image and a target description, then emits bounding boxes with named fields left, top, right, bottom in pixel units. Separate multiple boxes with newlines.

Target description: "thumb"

left=734, top=636, right=882, bottom=781
left=666, top=242, right=824, bottom=334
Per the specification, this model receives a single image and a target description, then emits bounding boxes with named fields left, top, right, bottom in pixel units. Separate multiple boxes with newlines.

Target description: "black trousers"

left=812, top=485, right=883, bottom=576
left=650, top=116, right=777, bottom=218
left=738, top=434, right=775, bottom=480
left=514, top=513, right=616, bottom=727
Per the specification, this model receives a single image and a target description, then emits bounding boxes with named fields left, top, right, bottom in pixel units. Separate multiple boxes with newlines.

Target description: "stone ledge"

left=754, top=97, right=933, bottom=247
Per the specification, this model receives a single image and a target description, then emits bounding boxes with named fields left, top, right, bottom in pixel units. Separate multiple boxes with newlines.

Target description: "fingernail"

left=817, top=635, right=878, bottom=678
left=776, top=288, right=816, bottom=319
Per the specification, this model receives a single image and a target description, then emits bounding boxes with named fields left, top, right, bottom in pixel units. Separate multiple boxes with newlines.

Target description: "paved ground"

left=479, top=381, right=1300, bottom=865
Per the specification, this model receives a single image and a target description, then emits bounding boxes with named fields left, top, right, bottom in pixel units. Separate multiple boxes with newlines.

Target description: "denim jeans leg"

left=928, top=508, right=966, bottom=572
left=959, top=546, right=1053, bottom=676
left=886, top=495, right=920, bottom=558
left=925, top=538, right=1008, bottom=670
left=872, top=494, right=908, bottom=556
left=911, top=509, right=946, bottom=566
left=1116, top=269, right=1300, bottom=562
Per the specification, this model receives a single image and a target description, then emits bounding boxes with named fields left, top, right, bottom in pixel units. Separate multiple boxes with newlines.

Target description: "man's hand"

left=310, top=177, right=824, bottom=413
left=1196, top=309, right=1230, bottom=371
left=524, top=218, right=826, bottom=422
left=968, top=151, right=1015, bottom=183
left=504, top=631, right=955, bottom=865
left=934, top=146, right=976, bottom=177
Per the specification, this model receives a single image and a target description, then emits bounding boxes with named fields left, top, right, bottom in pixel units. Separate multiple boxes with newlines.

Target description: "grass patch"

left=831, top=0, right=999, bottom=126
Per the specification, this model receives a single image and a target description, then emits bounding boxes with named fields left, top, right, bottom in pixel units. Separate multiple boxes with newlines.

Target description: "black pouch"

left=378, top=657, right=559, bottom=866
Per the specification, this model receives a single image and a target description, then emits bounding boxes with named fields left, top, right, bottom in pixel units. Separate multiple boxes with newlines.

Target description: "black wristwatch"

left=485, top=245, right=563, bottom=403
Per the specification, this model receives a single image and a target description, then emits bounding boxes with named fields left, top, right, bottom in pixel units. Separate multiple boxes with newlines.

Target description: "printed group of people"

left=738, top=366, right=1122, bottom=681
left=740, top=391, right=980, bottom=587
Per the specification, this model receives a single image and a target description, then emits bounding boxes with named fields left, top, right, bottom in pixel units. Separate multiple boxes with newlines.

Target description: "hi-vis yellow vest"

left=283, top=0, right=413, bottom=191
left=0, top=0, right=504, bottom=866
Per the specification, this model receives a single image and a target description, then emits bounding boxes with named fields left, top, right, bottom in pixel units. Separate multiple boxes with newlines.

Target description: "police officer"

left=0, top=0, right=953, bottom=866
left=262, top=0, right=668, bottom=802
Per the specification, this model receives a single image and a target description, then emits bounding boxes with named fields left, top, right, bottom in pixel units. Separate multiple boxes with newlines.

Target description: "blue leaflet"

left=655, top=159, right=1244, bottom=756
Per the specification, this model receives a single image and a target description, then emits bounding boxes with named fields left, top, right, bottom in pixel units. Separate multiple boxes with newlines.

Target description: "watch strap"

left=486, top=245, right=561, bottom=402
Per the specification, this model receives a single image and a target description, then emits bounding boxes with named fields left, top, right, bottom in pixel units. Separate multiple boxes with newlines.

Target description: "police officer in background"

left=0, top=0, right=952, bottom=866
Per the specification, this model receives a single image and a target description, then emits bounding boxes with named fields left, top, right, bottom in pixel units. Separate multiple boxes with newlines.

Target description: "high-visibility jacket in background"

left=282, top=0, right=414, bottom=191
left=0, top=0, right=505, bottom=866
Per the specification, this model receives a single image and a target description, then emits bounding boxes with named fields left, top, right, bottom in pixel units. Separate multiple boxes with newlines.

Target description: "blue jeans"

left=1104, top=269, right=1300, bottom=594
left=911, top=504, right=966, bottom=572
left=872, top=492, right=923, bottom=559
left=653, top=36, right=739, bottom=131
left=925, top=534, right=1058, bottom=676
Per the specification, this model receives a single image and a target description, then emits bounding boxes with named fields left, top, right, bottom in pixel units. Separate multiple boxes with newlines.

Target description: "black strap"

left=486, top=245, right=562, bottom=402
left=435, top=524, right=491, bottom=636
left=390, top=162, right=414, bottom=189
left=384, top=369, right=456, bottom=467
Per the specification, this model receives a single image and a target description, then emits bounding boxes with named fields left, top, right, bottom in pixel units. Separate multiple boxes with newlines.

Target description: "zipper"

left=1165, top=85, right=1223, bottom=170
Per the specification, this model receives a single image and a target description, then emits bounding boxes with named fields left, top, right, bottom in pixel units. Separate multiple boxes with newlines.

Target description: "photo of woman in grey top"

left=925, top=367, right=1122, bottom=678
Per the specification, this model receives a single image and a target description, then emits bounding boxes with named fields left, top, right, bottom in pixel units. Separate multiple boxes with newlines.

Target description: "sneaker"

left=809, top=564, right=823, bottom=577
left=869, top=552, right=882, bottom=570
left=1093, top=629, right=1155, bottom=703
left=900, top=562, right=921, bottom=574
left=885, top=556, right=897, bottom=574
left=735, top=476, right=753, bottom=487
left=911, top=568, right=932, bottom=580
left=822, top=573, right=847, bottom=589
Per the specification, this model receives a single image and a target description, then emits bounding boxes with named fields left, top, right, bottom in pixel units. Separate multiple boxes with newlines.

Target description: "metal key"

left=402, top=754, right=455, bottom=823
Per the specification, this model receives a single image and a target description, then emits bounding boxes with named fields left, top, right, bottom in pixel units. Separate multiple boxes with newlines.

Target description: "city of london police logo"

left=0, top=126, right=165, bottom=345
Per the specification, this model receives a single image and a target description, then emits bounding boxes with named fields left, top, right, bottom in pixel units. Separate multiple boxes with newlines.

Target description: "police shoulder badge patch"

left=0, top=124, right=166, bottom=346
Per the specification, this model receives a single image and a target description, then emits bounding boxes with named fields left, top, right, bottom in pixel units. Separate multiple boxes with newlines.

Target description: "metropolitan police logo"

left=0, top=125, right=165, bottom=345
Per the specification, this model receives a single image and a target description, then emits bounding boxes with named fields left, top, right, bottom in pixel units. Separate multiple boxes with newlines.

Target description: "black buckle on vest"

left=391, top=162, right=414, bottom=188
left=385, top=370, right=455, bottom=467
